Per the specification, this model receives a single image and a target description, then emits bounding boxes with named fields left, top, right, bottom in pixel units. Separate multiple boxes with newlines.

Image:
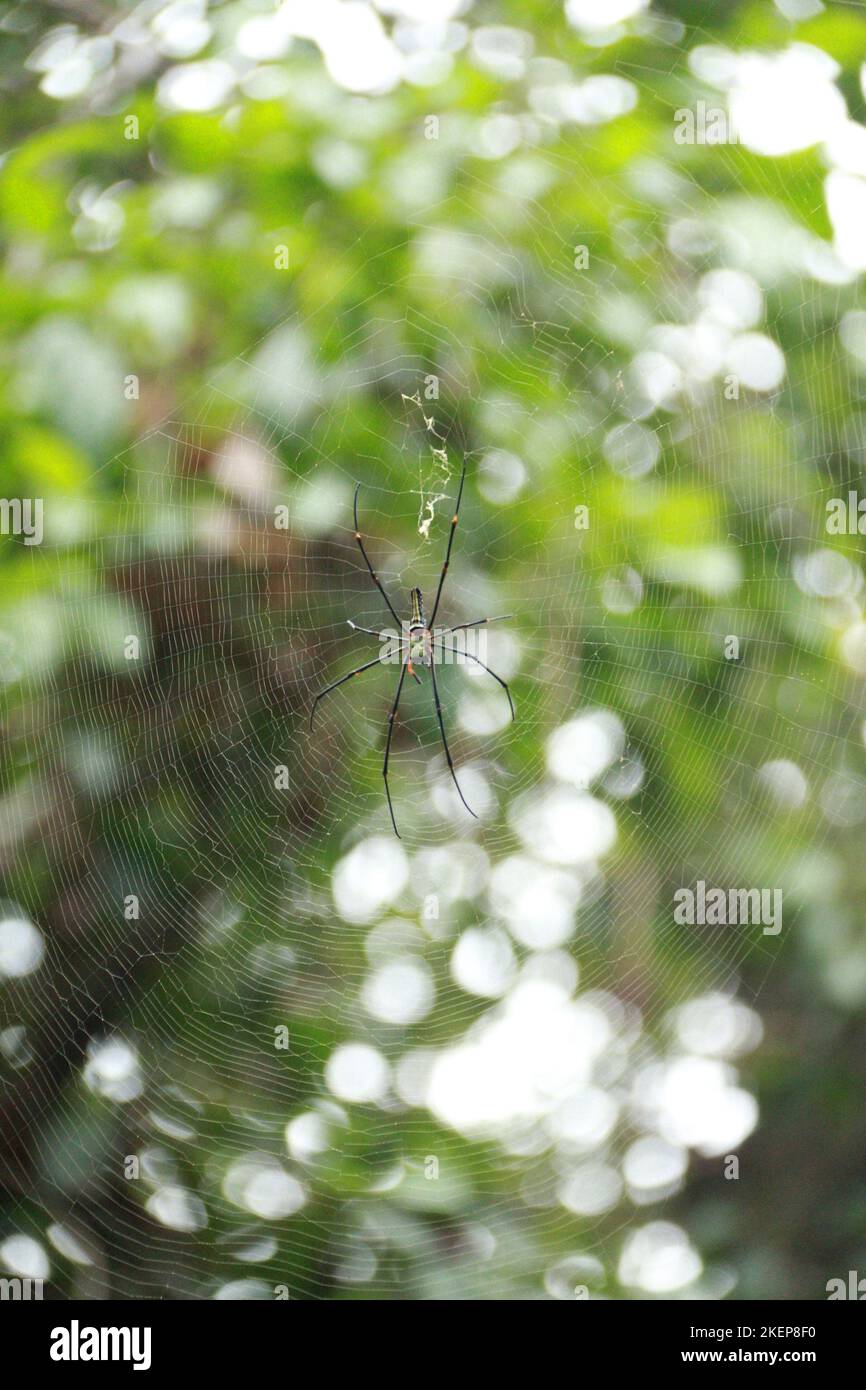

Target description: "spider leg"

left=441, top=615, right=512, bottom=636
left=348, top=620, right=393, bottom=639
left=347, top=620, right=417, bottom=685
left=353, top=483, right=403, bottom=628
left=433, top=641, right=515, bottom=720
left=310, top=655, right=386, bottom=731
left=383, top=660, right=409, bottom=838
left=428, top=461, right=466, bottom=629
left=429, top=655, right=477, bottom=821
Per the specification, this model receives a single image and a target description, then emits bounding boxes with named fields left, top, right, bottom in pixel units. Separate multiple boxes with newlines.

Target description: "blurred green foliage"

left=2, top=0, right=866, bottom=1301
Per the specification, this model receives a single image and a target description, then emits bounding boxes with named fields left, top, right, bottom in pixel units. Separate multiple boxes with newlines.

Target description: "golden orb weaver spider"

left=310, top=462, right=514, bottom=837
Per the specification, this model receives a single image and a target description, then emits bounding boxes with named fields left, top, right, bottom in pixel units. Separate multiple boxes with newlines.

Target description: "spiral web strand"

left=2, top=12, right=865, bottom=1302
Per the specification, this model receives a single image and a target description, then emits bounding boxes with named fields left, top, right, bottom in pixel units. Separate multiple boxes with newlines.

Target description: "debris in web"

left=401, top=390, right=453, bottom=540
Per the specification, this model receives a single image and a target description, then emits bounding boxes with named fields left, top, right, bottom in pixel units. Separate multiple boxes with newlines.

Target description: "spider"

left=310, top=462, right=514, bottom=838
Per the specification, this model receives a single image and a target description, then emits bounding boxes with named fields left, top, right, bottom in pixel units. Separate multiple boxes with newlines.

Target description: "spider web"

left=3, top=9, right=865, bottom=1304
